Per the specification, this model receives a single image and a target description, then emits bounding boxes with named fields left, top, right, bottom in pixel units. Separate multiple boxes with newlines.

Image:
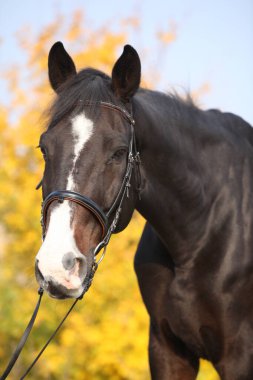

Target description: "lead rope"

left=19, top=296, right=79, bottom=380
left=0, top=259, right=101, bottom=380
left=19, top=258, right=100, bottom=380
left=0, top=288, right=43, bottom=380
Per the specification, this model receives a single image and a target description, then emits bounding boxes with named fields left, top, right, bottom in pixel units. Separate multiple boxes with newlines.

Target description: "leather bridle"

left=41, top=100, right=141, bottom=268
left=0, top=101, right=141, bottom=380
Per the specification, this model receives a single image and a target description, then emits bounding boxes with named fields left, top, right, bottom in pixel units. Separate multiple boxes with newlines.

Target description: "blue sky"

left=0, top=0, right=252, bottom=124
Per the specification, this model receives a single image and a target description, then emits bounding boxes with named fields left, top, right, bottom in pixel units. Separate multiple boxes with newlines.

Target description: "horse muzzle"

left=35, top=249, right=89, bottom=299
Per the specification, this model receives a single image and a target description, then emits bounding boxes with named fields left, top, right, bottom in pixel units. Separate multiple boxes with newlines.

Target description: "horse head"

left=35, top=42, right=141, bottom=299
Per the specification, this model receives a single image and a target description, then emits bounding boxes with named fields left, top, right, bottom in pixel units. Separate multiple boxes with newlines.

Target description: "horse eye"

left=113, top=148, right=127, bottom=160
left=108, top=148, right=127, bottom=164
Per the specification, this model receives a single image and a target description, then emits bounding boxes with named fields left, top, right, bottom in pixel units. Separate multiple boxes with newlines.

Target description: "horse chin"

left=42, top=278, right=84, bottom=300
left=46, top=290, right=75, bottom=300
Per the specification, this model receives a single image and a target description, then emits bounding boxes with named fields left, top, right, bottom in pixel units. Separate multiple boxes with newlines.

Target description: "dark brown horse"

left=35, top=42, right=253, bottom=379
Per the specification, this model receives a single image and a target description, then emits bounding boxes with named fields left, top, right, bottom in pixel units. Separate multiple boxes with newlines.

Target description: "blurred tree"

left=0, top=9, right=219, bottom=379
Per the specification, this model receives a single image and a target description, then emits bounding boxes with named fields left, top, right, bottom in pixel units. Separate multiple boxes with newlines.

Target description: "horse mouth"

left=39, top=277, right=83, bottom=299
left=35, top=267, right=85, bottom=299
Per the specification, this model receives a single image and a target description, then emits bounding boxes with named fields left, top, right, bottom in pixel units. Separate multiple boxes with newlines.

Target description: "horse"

left=35, top=41, right=253, bottom=380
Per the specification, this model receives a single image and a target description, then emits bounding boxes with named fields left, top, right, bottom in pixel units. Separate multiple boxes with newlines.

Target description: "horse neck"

left=133, top=90, right=211, bottom=259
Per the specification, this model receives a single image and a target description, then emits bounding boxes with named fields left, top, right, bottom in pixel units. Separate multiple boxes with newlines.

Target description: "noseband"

left=41, top=101, right=141, bottom=265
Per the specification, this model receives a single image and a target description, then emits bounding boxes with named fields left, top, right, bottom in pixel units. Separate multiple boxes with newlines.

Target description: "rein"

left=0, top=101, right=141, bottom=379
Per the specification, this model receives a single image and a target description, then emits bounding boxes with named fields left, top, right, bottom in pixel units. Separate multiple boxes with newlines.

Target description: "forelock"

left=47, top=68, right=119, bottom=130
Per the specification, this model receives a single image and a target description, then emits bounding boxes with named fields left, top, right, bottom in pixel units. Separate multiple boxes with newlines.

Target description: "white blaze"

left=37, top=202, right=83, bottom=287
left=36, top=113, right=94, bottom=288
left=67, top=114, right=94, bottom=190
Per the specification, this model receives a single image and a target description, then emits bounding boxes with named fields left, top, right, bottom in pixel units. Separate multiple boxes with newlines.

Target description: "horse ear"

left=112, top=45, right=141, bottom=101
left=48, top=42, right=77, bottom=93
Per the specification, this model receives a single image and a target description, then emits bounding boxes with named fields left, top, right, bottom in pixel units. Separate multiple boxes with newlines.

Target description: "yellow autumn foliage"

left=157, top=21, right=177, bottom=45
left=0, top=9, right=219, bottom=379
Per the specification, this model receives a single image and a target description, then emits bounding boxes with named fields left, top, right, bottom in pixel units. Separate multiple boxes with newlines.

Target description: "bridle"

left=0, top=101, right=141, bottom=379
left=41, top=100, right=141, bottom=290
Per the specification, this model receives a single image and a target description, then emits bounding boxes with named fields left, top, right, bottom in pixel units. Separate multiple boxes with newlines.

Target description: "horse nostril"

left=62, top=252, right=87, bottom=279
left=62, top=252, right=78, bottom=271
